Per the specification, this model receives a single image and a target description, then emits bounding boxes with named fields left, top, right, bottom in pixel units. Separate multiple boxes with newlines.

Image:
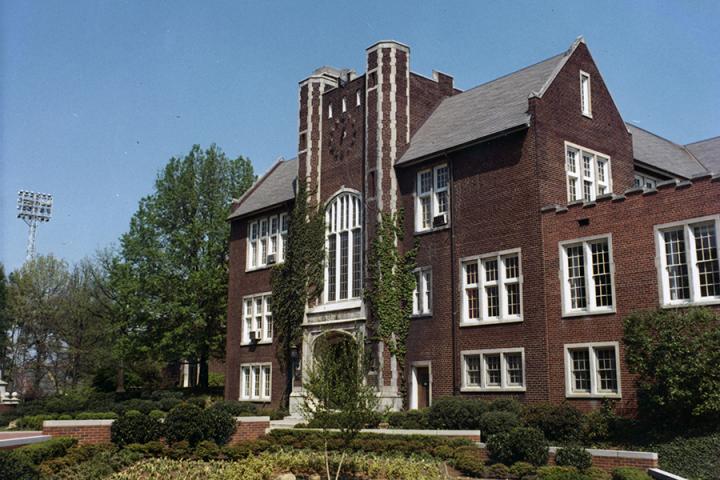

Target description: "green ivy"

left=270, top=180, right=325, bottom=407
left=366, top=210, right=417, bottom=403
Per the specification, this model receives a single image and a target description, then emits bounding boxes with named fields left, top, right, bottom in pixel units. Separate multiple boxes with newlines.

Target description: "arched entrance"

left=309, top=331, right=360, bottom=409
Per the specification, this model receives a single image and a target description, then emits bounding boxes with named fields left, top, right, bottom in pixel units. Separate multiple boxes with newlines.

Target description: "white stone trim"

left=44, top=419, right=114, bottom=427
left=236, top=416, right=271, bottom=423
left=0, top=434, right=52, bottom=448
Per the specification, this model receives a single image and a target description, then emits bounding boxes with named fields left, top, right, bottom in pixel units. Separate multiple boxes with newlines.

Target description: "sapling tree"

left=300, top=333, right=378, bottom=480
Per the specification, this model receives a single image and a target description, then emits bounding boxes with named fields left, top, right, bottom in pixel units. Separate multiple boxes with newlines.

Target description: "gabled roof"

left=626, top=124, right=708, bottom=178
left=685, top=136, right=720, bottom=173
left=228, top=157, right=298, bottom=220
left=397, top=39, right=585, bottom=165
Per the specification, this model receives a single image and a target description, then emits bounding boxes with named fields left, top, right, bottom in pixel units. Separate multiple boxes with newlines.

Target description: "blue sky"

left=2, top=1, right=719, bottom=272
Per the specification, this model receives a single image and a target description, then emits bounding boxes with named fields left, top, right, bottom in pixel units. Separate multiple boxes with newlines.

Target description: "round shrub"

left=164, top=403, right=206, bottom=446
left=510, top=461, right=537, bottom=479
left=121, top=398, right=158, bottom=414
left=200, top=408, right=236, bottom=445
left=586, top=467, right=612, bottom=480
left=75, top=412, right=119, bottom=420
left=428, top=397, right=489, bottom=429
left=480, top=410, right=521, bottom=437
left=187, top=396, right=208, bottom=409
left=555, top=446, right=592, bottom=471
left=523, top=402, right=584, bottom=442
left=110, top=413, right=163, bottom=446
left=158, top=397, right=182, bottom=412
left=487, top=426, right=548, bottom=466
left=194, top=440, right=221, bottom=460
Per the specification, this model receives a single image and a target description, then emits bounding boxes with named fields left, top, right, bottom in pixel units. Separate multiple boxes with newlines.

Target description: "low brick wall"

left=228, top=416, right=271, bottom=444
left=272, top=427, right=482, bottom=443
left=43, top=420, right=113, bottom=445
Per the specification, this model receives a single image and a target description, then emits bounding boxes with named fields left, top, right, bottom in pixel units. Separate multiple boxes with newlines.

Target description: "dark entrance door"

left=415, top=367, right=430, bottom=409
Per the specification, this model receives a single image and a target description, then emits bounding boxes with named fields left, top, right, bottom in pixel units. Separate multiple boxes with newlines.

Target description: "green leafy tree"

left=365, top=210, right=417, bottom=405
left=301, top=333, right=379, bottom=480
left=270, top=180, right=325, bottom=406
left=623, top=307, right=720, bottom=425
left=117, top=144, right=254, bottom=387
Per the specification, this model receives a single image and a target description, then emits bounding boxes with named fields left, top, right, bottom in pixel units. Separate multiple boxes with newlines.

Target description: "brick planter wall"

left=228, top=416, right=271, bottom=444
left=42, top=420, right=113, bottom=445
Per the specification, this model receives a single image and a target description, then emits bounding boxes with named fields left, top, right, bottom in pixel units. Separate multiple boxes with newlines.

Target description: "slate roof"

left=685, top=136, right=720, bottom=173
left=396, top=46, right=574, bottom=165
left=626, top=124, right=708, bottom=178
left=228, top=157, right=297, bottom=220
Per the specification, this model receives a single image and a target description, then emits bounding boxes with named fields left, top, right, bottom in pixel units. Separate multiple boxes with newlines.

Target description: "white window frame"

left=323, top=191, right=363, bottom=305
left=654, top=215, right=720, bottom=307
left=565, top=142, right=612, bottom=203
left=241, top=293, right=273, bottom=345
left=461, top=348, right=526, bottom=392
left=564, top=342, right=621, bottom=399
left=412, top=267, right=432, bottom=316
left=328, top=103, right=333, bottom=119
left=559, top=234, right=616, bottom=317
left=415, top=164, right=450, bottom=233
left=580, top=70, right=592, bottom=117
left=356, top=89, right=361, bottom=107
left=246, top=213, right=288, bottom=271
left=240, top=363, right=272, bottom=401
left=460, top=248, right=523, bottom=326
left=342, top=97, right=347, bottom=113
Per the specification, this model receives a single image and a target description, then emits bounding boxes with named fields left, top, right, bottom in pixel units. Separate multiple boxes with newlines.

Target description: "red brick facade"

left=42, top=420, right=113, bottom=445
left=224, top=38, right=720, bottom=414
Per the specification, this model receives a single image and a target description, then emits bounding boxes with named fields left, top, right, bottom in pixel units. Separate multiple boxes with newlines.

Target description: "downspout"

left=446, top=152, right=458, bottom=395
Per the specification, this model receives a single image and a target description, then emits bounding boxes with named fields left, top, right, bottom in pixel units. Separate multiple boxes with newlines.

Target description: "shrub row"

left=111, top=403, right=238, bottom=447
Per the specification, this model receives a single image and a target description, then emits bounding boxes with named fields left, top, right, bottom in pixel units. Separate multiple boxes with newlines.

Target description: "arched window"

left=325, top=192, right=362, bottom=302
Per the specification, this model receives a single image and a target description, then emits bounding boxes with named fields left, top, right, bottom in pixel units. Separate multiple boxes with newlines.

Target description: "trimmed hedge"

left=0, top=437, right=78, bottom=480
left=427, top=397, right=488, bottom=429
left=164, top=404, right=207, bottom=446
left=479, top=410, right=521, bottom=437
left=654, top=433, right=720, bottom=480
left=386, top=409, right=430, bottom=429
left=199, top=408, right=236, bottom=445
left=111, top=413, right=163, bottom=446
left=523, top=402, right=584, bottom=443
left=555, top=445, right=593, bottom=470
left=487, top=426, right=548, bottom=466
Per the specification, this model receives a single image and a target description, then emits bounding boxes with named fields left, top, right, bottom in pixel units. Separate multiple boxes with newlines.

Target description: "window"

left=342, top=97, right=347, bottom=113
left=580, top=71, right=591, bottom=117
left=325, top=192, right=362, bottom=303
left=655, top=216, right=720, bottom=306
left=356, top=89, right=361, bottom=106
left=462, top=349, right=525, bottom=391
left=412, top=267, right=432, bottom=315
left=415, top=164, right=449, bottom=232
left=328, top=103, right=333, bottom=119
left=240, top=363, right=271, bottom=401
left=565, top=343, right=620, bottom=398
left=461, top=250, right=522, bottom=324
left=247, top=213, right=288, bottom=269
left=242, top=293, right=272, bottom=344
left=560, top=235, right=615, bottom=316
left=633, top=173, right=658, bottom=190
left=565, top=143, right=611, bottom=202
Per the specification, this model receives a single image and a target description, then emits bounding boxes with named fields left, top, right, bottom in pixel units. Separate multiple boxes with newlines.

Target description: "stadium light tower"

left=17, top=190, right=53, bottom=261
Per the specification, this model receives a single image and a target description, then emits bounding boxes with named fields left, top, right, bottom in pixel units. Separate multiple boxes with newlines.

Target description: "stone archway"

left=309, top=330, right=360, bottom=409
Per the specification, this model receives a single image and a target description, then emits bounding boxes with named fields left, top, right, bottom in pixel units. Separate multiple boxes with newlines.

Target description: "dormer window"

left=580, top=71, right=592, bottom=117
left=565, top=142, right=611, bottom=202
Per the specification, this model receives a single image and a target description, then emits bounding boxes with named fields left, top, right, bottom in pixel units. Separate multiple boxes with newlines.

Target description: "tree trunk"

left=116, top=357, right=126, bottom=393
left=199, top=352, right=209, bottom=389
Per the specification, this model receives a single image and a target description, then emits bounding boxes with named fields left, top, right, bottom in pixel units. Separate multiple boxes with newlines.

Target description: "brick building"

left=224, top=38, right=720, bottom=414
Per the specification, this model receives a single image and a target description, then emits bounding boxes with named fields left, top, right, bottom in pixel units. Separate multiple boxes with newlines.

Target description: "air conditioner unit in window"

left=249, top=330, right=261, bottom=342
left=433, top=213, right=448, bottom=227
left=266, top=254, right=276, bottom=265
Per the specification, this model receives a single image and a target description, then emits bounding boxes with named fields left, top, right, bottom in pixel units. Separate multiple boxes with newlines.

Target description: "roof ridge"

left=685, top=135, right=720, bottom=146
left=232, top=158, right=286, bottom=208
left=448, top=51, right=566, bottom=99
left=627, top=122, right=709, bottom=174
